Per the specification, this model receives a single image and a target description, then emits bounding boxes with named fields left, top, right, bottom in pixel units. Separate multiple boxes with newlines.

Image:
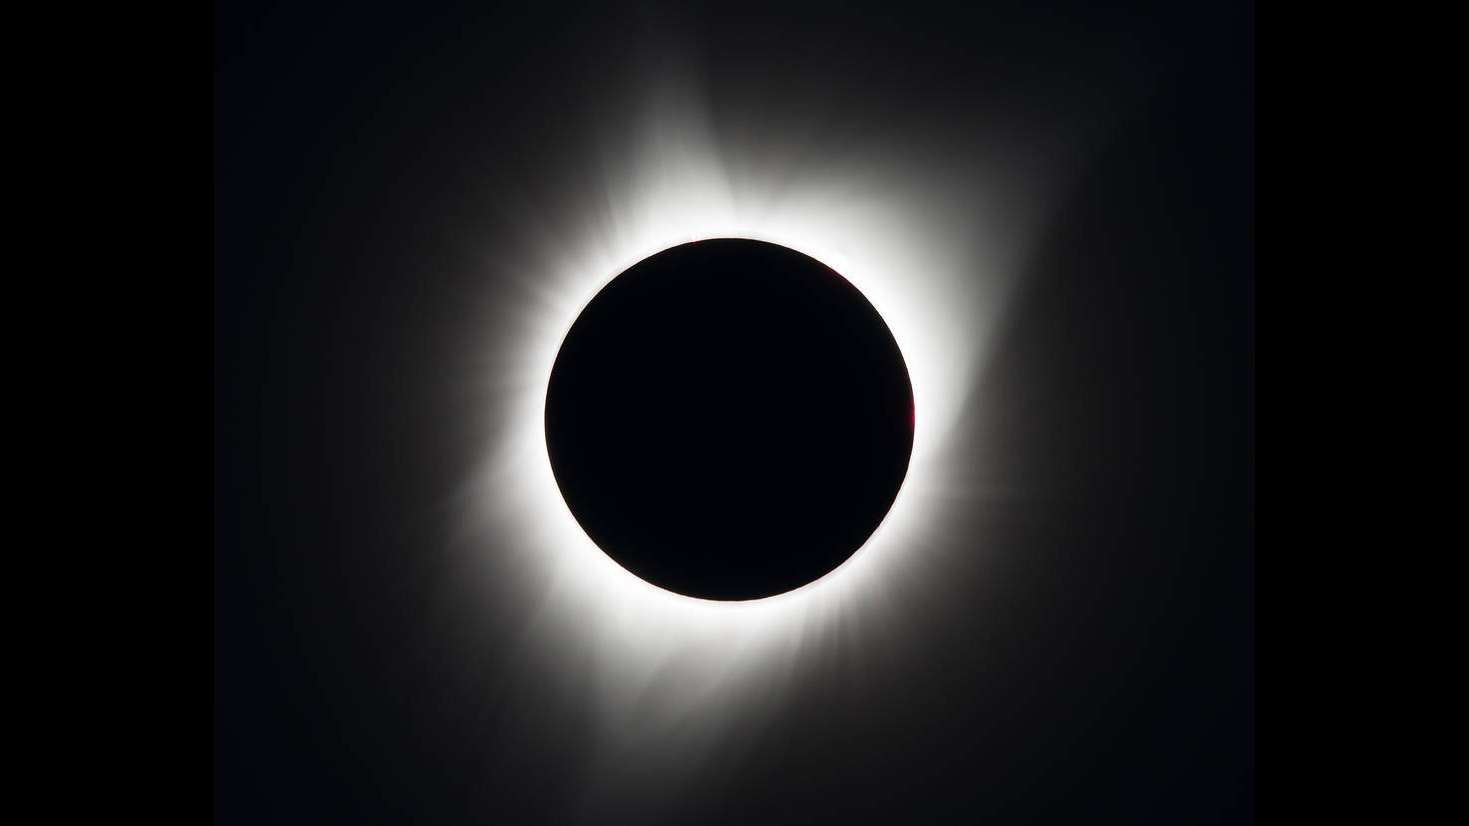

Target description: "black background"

left=216, top=1, right=1253, bottom=823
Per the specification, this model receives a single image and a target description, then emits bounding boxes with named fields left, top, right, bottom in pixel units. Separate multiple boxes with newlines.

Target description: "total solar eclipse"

left=545, top=239, right=914, bottom=601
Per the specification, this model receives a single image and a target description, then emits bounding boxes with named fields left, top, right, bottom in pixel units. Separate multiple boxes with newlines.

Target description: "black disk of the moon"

left=545, top=239, right=914, bottom=601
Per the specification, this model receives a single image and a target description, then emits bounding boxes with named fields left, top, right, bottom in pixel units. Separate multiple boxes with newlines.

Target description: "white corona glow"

left=453, top=69, right=1094, bottom=780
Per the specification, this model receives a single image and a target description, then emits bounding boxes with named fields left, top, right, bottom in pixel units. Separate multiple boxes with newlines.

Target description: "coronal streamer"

left=451, top=59, right=1098, bottom=793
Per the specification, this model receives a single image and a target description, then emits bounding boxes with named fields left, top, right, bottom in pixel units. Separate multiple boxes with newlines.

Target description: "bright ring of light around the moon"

left=457, top=74, right=1047, bottom=750
left=545, top=239, right=915, bottom=601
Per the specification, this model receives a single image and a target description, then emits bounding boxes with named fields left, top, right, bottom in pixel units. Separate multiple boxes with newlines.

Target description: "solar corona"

left=457, top=73, right=1057, bottom=765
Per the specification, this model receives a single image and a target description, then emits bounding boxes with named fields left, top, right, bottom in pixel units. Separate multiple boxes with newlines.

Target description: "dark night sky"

left=215, top=2, right=1254, bottom=824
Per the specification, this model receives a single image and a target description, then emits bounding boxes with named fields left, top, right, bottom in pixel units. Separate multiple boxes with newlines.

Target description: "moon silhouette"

left=545, top=239, right=915, bottom=601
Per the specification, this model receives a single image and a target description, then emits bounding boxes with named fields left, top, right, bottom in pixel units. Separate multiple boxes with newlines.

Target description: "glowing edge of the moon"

left=453, top=75, right=1070, bottom=759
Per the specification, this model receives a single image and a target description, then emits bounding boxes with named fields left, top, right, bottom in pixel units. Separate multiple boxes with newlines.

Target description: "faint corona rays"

left=451, top=62, right=1089, bottom=779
